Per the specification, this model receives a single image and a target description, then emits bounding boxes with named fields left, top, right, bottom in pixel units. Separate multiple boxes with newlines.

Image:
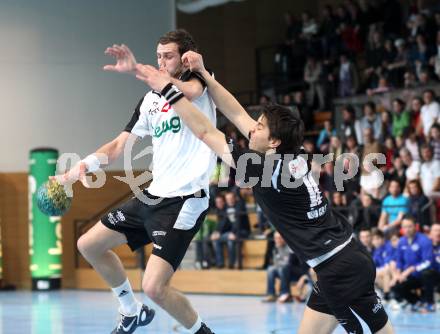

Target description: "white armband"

left=82, top=154, right=100, bottom=173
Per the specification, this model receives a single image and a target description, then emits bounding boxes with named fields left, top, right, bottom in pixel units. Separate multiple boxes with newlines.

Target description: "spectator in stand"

left=392, top=98, right=411, bottom=137
left=258, top=94, right=271, bottom=106
left=358, top=229, right=374, bottom=254
left=409, top=96, right=424, bottom=136
left=387, top=156, right=407, bottom=189
left=262, top=232, right=294, bottom=303
left=293, top=90, right=314, bottom=131
left=404, top=127, right=422, bottom=162
left=302, top=138, right=315, bottom=154
left=421, top=89, right=440, bottom=138
left=194, top=215, right=217, bottom=269
left=304, top=56, right=325, bottom=111
left=364, top=29, right=385, bottom=89
left=349, top=193, right=381, bottom=233
left=211, top=191, right=250, bottom=269
left=403, top=70, right=418, bottom=88
left=430, top=30, right=440, bottom=80
left=410, top=34, right=434, bottom=76
left=429, top=123, right=440, bottom=160
left=372, top=229, right=396, bottom=302
left=420, top=144, right=440, bottom=197
left=316, top=120, right=336, bottom=153
left=387, top=38, right=410, bottom=87
left=339, top=105, right=361, bottom=143
left=329, top=135, right=343, bottom=159
left=320, top=161, right=336, bottom=198
left=358, top=102, right=382, bottom=143
left=383, top=137, right=397, bottom=172
left=338, top=53, right=359, bottom=97
left=331, top=191, right=347, bottom=219
left=319, top=4, right=338, bottom=59
left=378, top=180, right=409, bottom=235
left=407, top=179, right=432, bottom=231
left=418, top=66, right=435, bottom=86
left=344, top=134, right=361, bottom=155
left=399, top=147, right=421, bottom=183
left=380, top=110, right=393, bottom=142
left=392, top=216, right=435, bottom=312
left=428, top=223, right=440, bottom=310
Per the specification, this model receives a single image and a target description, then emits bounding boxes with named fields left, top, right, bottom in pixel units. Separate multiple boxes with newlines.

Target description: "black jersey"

left=229, top=140, right=353, bottom=267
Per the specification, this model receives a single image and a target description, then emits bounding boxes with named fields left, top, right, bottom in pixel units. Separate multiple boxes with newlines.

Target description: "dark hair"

left=158, top=29, right=198, bottom=56
left=363, top=101, right=376, bottom=112
left=392, top=98, right=405, bottom=109
left=402, top=215, right=416, bottom=224
left=372, top=228, right=384, bottom=239
left=261, top=104, right=304, bottom=154
left=342, top=104, right=355, bottom=117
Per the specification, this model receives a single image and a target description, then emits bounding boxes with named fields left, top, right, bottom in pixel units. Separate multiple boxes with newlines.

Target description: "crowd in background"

left=192, top=0, right=440, bottom=312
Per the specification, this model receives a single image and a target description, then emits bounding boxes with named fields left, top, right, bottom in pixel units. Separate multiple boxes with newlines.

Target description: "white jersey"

left=125, top=71, right=217, bottom=197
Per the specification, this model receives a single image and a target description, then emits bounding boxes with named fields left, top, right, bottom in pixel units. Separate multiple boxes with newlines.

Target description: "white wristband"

left=82, top=154, right=100, bottom=173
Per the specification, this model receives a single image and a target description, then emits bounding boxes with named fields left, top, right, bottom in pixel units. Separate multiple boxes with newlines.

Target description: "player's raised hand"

left=181, top=51, right=206, bottom=74
left=103, top=44, right=137, bottom=74
left=135, top=64, right=171, bottom=92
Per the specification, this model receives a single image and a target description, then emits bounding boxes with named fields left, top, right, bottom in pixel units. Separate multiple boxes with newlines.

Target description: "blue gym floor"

left=0, top=290, right=439, bottom=333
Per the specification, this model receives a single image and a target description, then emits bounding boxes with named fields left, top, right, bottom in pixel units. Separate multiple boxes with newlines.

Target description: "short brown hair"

left=262, top=104, right=304, bottom=154
left=158, top=29, right=198, bottom=56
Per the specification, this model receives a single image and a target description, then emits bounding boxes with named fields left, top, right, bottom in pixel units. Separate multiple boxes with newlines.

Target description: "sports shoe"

left=111, top=303, right=155, bottom=334
left=195, top=323, right=215, bottom=334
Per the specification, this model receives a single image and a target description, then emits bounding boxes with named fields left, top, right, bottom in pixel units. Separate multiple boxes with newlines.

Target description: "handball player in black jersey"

left=134, top=52, right=394, bottom=334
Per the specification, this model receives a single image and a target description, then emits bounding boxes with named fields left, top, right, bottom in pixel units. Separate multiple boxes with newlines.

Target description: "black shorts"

left=101, top=189, right=209, bottom=271
left=307, top=239, right=389, bottom=333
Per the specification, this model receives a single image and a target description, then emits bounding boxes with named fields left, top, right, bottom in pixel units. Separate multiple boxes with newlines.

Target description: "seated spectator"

left=378, top=180, right=409, bottom=235
left=194, top=215, right=217, bottom=269
left=379, top=111, right=393, bottom=142
left=409, top=96, right=424, bottom=136
left=430, top=30, right=440, bottom=80
left=293, top=90, right=313, bottom=131
left=211, top=191, right=250, bottom=269
left=429, top=123, right=440, bottom=161
left=428, top=223, right=440, bottom=312
left=391, top=98, right=410, bottom=137
left=329, top=135, right=343, bottom=159
left=358, top=102, right=382, bottom=144
left=289, top=252, right=311, bottom=303
left=262, top=232, right=294, bottom=303
left=420, top=144, right=440, bottom=197
left=391, top=216, right=435, bottom=311
left=343, top=134, right=361, bottom=156
left=404, top=127, right=422, bottom=162
left=339, top=105, right=361, bottom=143
left=349, top=193, right=381, bottom=233
left=320, top=162, right=336, bottom=198
left=358, top=229, right=373, bottom=254
left=407, top=180, right=432, bottom=232
left=372, top=229, right=396, bottom=301
left=421, top=89, right=440, bottom=139
left=316, top=120, right=336, bottom=153
left=399, top=147, right=421, bottom=183
left=383, top=137, right=397, bottom=172
left=386, top=157, right=406, bottom=190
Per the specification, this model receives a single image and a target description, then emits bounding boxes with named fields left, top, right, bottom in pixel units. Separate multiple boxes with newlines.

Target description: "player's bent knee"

left=142, top=280, right=167, bottom=304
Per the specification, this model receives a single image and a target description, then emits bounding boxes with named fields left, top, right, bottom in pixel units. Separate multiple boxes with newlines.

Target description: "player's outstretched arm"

left=135, top=64, right=235, bottom=168
left=57, top=132, right=137, bottom=185
left=181, top=51, right=257, bottom=139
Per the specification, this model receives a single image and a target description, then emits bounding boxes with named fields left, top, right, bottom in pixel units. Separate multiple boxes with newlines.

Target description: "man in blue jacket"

left=392, top=216, right=434, bottom=311
left=428, top=223, right=440, bottom=312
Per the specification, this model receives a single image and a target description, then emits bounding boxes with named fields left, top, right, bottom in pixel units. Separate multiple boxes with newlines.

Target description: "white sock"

left=188, top=315, right=203, bottom=333
left=111, top=278, right=138, bottom=315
